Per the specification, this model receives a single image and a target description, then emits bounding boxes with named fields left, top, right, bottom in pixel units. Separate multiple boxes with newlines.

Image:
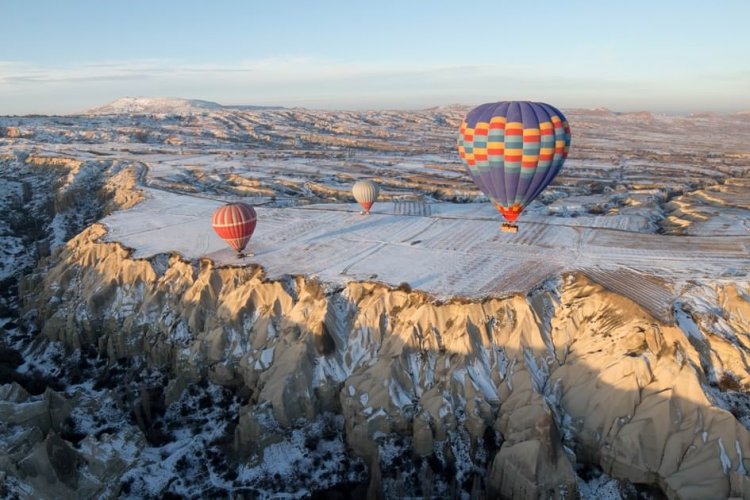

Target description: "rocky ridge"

left=7, top=221, right=749, bottom=498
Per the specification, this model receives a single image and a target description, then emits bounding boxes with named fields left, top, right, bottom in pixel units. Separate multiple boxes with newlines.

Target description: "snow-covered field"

left=102, top=187, right=748, bottom=323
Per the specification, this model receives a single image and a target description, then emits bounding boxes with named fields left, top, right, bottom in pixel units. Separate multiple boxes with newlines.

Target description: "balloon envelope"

left=352, top=180, right=380, bottom=213
left=212, top=202, right=257, bottom=253
left=457, top=101, right=571, bottom=222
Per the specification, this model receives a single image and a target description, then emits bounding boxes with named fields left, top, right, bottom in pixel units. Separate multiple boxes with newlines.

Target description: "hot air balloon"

left=457, top=101, right=571, bottom=232
left=352, top=180, right=380, bottom=215
left=212, top=202, right=257, bottom=257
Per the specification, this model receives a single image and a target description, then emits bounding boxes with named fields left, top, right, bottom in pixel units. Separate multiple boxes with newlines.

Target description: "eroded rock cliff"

left=10, top=224, right=750, bottom=498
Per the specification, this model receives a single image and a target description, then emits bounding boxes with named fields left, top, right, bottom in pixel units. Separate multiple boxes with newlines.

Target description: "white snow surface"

left=101, top=187, right=750, bottom=307
left=577, top=471, right=623, bottom=499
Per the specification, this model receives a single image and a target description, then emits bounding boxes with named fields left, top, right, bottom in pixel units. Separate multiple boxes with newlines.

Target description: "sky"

left=1, top=0, right=749, bottom=115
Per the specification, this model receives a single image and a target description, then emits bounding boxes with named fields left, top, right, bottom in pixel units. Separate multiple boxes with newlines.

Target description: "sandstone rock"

left=234, top=403, right=285, bottom=456
left=0, top=382, right=30, bottom=403
left=2, top=427, right=45, bottom=462
left=489, top=439, right=577, bottom=500
left=77, top=428, right=145, bottom=493
left=16, top=433, right=80, bottom=500
left=0, top=389, right=71, bottom=435
left=258, top=342, right=318, bottom=426
left=19, top=227, right=750, bottom=497
left=412, top=412, right=434, bottom=457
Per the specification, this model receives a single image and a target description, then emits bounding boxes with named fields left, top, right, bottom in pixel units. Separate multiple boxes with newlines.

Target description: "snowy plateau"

left=0, top=96, right=749, bottom=499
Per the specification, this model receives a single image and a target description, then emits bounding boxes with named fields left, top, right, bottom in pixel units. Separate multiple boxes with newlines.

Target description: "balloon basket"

left=500, top=223, right=518, bottom=233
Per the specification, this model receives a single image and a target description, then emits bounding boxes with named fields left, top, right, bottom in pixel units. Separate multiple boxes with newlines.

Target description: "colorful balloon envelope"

left=212, top=202, right=257, bottom=256
left=352, top=180, right=380, bottom=214
left=457, top=101, right=571, bottom=228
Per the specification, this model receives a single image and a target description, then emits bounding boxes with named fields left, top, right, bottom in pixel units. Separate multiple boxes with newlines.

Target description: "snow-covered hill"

left=85, top=96, right=223, bottom=115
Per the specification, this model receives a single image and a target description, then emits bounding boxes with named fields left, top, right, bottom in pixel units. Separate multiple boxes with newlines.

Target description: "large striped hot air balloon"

left=212, top=202, right=257, bottom=256
left=457, top=101, right=571, bottom=232
left=352, top=180, right=380, bottom=215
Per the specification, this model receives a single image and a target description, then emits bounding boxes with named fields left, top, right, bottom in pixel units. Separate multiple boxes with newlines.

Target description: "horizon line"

left=2, top=96, right=749, bottom=118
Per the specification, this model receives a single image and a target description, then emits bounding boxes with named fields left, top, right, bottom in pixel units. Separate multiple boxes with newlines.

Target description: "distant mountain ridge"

left=85, top=96, right=283, bottom=115
left=83, top=96, right=746, bottom=118
left=86, top=97, right=222, bottom=115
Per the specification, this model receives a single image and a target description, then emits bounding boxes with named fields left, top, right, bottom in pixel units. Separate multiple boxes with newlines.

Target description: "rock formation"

left=8, top=224, right=749, bottom=498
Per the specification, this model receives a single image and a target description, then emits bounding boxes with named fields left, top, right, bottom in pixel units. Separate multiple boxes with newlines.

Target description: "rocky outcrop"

left=0, top=127, right=32, bottom=139
left=16, top=225, right=750, bottom=498
left=0, top=154, right=145, bottom=284
left=0, top=382, right=150, bottom=499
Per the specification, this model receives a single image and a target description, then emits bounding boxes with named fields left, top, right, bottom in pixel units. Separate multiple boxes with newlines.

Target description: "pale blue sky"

left=1, top=1, right=748, bottom=114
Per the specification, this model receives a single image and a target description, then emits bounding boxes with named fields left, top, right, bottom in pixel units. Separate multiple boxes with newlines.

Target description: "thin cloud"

left=0, top=58, right=748, bottom=114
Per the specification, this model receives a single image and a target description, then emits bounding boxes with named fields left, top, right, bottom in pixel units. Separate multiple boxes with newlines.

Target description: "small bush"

left=718, top=372, right=742, bottom=392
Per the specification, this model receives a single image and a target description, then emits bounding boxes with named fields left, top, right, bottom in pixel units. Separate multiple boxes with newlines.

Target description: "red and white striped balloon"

left=212, top=202, right=257, bottom=254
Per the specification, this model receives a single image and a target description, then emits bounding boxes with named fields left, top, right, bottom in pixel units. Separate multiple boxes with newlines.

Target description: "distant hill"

left=222, top=104, right=286, bottom=111
left=689, top=111, right=722, bottom=119
left=583, top=107, right=614, bottom=116
left=80, top=97, right=746, bottom=118
left=616, top=110, right=654, bottom=121
left=85, top=97, right=284, bottom=115
left=85, top=97, right=223, bottom=115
